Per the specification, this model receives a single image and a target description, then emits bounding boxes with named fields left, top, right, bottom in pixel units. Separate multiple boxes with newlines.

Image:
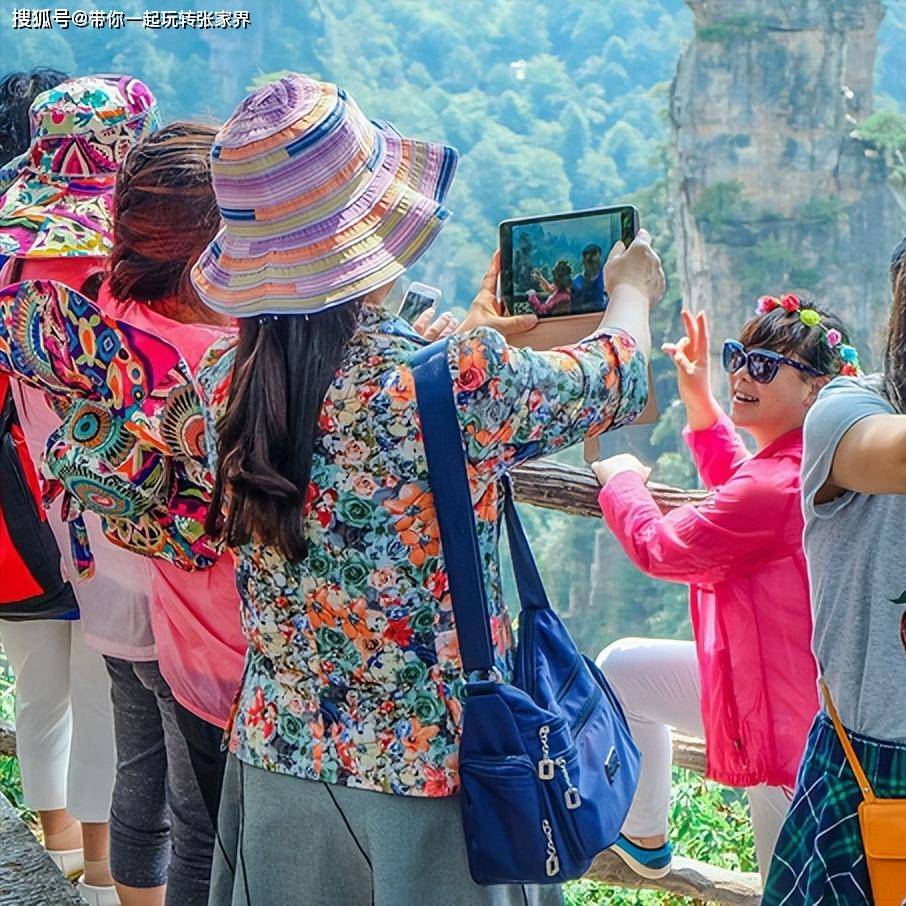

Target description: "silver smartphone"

left=397, top=282, right=441, bottom=322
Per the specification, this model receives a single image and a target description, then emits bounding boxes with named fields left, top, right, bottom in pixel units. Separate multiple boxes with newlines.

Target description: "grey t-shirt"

left=802, top=377, right=906, bottom=742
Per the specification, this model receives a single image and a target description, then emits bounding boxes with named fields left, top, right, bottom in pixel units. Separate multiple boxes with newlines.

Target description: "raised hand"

left=603, top=229, right=666, bottom=307
left=662, top=308, right=720, bottom=430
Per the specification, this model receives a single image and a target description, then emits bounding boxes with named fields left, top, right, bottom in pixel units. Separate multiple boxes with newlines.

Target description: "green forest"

left=1, top=1, right=905, bottom=901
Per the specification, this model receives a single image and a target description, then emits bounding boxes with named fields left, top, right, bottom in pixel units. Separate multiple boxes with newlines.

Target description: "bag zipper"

left=573, top=684, right=603, bottom=739
left=541, top=819, right=560, bottom=878
left=553, top=657, right=581, bottom=703
left=538, top=757, right=586, bottom=860
left=463, top=753, right=536, bottom=773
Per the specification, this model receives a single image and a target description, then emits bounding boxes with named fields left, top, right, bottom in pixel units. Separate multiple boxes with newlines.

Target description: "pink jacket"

left=598, top=410, right=818, bottom=788
left=98, top=286, right=246, bottom=728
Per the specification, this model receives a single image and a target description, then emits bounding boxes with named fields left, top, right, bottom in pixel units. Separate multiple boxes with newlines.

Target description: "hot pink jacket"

left=98, top=286, right=246, bottom=728
left=598, top=410, right=818, bottom=788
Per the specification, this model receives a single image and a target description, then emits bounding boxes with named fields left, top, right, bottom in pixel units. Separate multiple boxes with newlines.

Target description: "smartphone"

left=499, top=205, right=638, bottom=318
left=397, top=282, right=441, bottom=323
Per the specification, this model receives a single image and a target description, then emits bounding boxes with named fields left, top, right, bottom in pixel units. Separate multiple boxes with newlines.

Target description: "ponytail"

left=206, top=303, right=363, bottom=561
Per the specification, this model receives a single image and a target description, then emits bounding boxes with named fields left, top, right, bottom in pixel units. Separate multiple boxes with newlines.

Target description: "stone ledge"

left=0, top=794, right=86, bottom=905
left=587, top=850, right=762, bottom=905
left=0, top=721, right=15, bottom=758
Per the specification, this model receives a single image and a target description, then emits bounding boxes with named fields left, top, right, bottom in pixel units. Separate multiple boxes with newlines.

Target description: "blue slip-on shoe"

left=609, top=834, right=673, bottom=879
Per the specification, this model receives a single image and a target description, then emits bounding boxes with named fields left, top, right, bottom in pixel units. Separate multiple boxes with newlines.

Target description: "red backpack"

left=0, top=374, right=78, bottom=619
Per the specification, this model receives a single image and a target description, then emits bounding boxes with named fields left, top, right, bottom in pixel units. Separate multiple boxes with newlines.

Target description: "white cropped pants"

left=0, top=619, right=115, bottom=822
left=596, top=638, right=790, bottom=880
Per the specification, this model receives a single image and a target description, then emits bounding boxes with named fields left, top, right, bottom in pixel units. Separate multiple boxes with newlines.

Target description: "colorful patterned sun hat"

left=190, top=73, right=459, bottom=317
left=0, top=75, right=160, bottom=259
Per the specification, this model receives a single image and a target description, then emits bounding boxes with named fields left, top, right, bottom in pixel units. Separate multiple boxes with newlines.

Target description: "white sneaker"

left=46, top=847, right=84, bottom=881
left=77, top=880, right=121, bottom=906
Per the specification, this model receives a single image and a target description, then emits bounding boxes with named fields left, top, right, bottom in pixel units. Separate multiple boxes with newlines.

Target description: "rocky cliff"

left=671, top=0, right=905, bottom=368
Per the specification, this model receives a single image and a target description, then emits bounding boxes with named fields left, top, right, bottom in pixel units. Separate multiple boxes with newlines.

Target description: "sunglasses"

left=722, top=339, right=823, bottom=384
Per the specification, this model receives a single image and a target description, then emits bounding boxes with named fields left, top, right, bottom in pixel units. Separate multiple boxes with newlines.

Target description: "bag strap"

left=412, top=340, right=495, bottom=672
left=412, top=340, right=553, bottom=671
left=500, top=477, right=550, bottom=611
left=820, top=679, right=876, bottom=803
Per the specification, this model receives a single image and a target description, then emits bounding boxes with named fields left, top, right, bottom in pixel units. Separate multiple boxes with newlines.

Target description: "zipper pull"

left=537, top=725, right=555, bottom=780
left=542, top=819, right=560, bottom=877
left=556, top=756, right=581, bottom=809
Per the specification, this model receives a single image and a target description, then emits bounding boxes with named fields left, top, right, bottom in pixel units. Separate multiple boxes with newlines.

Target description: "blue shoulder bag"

left=411, top=339, right=640, bottom=885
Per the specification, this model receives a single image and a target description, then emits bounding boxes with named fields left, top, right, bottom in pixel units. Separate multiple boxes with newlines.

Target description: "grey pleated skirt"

left=209, top=755, right=564, bottom=906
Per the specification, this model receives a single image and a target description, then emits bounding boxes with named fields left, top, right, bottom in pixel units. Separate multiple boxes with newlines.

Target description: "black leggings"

left=173, top=701, right=228, bottom=829
left=104, top=657, right=214, bottom=904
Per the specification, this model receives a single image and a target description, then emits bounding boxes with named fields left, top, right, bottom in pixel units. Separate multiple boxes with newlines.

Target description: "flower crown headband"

left=756, top=293, right=861, bottom=377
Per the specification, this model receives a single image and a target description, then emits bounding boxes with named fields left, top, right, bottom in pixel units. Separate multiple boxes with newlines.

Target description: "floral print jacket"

left=0, top=278, right=647, bottom=796
left=197, top=305, right=647, bottom=796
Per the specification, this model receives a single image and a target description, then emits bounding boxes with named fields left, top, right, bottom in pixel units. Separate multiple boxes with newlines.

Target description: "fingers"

left=681, top=308, right=697, bottom=347
left=664, top=337, right=695, bottom=375
left=437, top=313, right=459, bottom=338
left=481, top=251, right=501, bottom=293
left=697, top=310, right=710, bottom=357
left=499, top=313, right=538, bottom=336
left=421, top=313, right=457, bottom=341
left=411, top=307, right=436, bottom=336
left=606, top=240, right=625, bottom=263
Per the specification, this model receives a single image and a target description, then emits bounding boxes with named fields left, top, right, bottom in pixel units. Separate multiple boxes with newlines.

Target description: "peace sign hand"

left=662, top=309, right=721, bottom=429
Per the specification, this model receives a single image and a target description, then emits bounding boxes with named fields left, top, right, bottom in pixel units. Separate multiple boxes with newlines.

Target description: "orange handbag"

left=822, top=680, right=906, bottom=906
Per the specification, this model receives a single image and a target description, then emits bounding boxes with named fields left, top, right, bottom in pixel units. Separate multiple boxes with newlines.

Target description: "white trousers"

left=596, top=638, right=790, bottom=880
left=0, top=619, right=116, bottom=822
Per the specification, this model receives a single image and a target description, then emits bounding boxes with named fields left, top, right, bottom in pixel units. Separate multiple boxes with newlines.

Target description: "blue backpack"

left=412, top=340, right=640, bottom=885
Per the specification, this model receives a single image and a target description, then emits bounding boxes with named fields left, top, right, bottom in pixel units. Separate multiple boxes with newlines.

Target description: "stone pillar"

left=671, top=0, right=903, bottom=374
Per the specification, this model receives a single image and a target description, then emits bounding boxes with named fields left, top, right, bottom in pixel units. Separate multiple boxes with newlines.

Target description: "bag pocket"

left=459, top=755, right=554, bottom=885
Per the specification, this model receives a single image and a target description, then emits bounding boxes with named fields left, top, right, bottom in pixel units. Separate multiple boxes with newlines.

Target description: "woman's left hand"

left=412, top=308, right=460, bottom=341
left=591, top=454, right=652, bottom=487
left=457, top=251, right=538, bottom=338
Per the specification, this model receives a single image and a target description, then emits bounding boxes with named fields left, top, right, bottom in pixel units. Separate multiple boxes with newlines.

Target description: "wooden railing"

left=511, top=459, right=708, bottom=516
left=0, top=461, right=762, bottom=905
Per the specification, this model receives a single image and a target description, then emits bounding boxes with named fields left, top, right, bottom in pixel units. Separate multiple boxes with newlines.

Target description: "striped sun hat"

left=191, top=74, right=459, bottom=317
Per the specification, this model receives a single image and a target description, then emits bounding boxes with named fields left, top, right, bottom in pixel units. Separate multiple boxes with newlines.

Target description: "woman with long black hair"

left=189, top=73, right=663, bottom=905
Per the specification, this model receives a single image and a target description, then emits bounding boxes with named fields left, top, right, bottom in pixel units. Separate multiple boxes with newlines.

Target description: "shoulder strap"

left=412, top=339, right=495, bottom=672
left=820, top=679, right=876, bottom=802
left=500, top=478, right=550, bottom=611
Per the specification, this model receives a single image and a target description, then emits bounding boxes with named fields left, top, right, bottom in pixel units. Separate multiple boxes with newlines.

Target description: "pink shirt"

left=98, top=286, right=246, bottom=727
left=598, top=410, right=818, bottom=788
left=3, top=258, right=155, bottom=660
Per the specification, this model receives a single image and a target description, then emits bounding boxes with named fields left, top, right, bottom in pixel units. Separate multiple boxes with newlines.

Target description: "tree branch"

left=511, top=459, right=708, bottom=518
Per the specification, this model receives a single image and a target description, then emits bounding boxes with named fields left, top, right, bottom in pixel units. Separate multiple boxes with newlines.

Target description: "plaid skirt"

left=763, top=712, right=906, bottom=905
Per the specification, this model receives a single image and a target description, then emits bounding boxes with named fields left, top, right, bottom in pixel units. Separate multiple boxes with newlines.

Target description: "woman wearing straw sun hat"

left=183, top=73, right=662, bottom=905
